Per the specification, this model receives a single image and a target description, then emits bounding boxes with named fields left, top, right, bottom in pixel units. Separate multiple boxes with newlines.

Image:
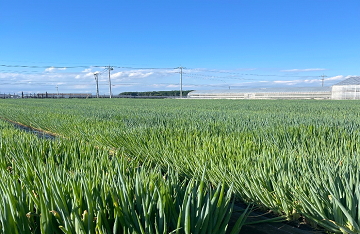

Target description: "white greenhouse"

left=331, top=77, right=360, bottom=100
left=187, top=76, right=360, bottom=100
left=187, top=87, right=332, bottom=99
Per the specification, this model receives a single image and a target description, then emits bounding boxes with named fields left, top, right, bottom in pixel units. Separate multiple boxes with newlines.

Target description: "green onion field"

left=1, top=99, right=360, bottom=233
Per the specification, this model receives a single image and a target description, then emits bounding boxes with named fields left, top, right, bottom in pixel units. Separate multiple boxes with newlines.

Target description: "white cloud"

left=280, top=68, right=326, bottom=72
left=2, top=65, right=356, bottom=94
left=273, top=80, right=292, bottom=84
left=129, top=72, right=153, bottom=78
left=150, top=83, right=179, bottom=88
left=84, top=72, right=94, bottom=77
left=269, top=75, right=349, bottom=86
left=273, top=80, right=298, bottom=85
left=73, top=84, right=91, bottom=89
left=193, top=68, right=257, bottom=73
left=111, top=69, right=175, bottom=80
left=45, top=67, right=55, bottom=72
left=49, top=68, right=178, bottom=93
left=325, top=75, right=345, bottom=81
left=45, top=67, right=67, bottom=72
left=82, top=68, right=92, bottom=73
left=0, top=72, right=21, bottom=78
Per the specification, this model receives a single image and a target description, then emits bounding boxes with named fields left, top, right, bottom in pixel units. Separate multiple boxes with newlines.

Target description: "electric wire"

left=0, top=63, right=339, bottom=94
left=187, top=68, right=325, bottom=78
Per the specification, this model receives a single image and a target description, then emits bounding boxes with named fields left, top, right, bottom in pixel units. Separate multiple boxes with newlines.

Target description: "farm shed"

left=187, top=87, right=332, bottom=99
left=331, top=77, right=360, bottom=100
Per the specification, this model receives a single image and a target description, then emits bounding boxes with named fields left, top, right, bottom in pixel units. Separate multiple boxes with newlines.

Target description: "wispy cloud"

left=325, top=75, right=346, bottom=81
left=270, top=75, right=347, bottom=86
left=44, top=67, right=67, bottom=72
left=0, top=67, right=180, bottom=94
left=82, top=68, right=92, bottom=73
left=1, top=64, right=356, bottom=94
left=273, top=80, right=298, bottom=85
left=112, top=71, right=154, bottom=79
left=84, top=72, right=95, bottom=78
left=192, top=68, right=257, bottom=73
left=111, top=69, right=176, bottom=81
left=280, top=68, right=326, bottom=72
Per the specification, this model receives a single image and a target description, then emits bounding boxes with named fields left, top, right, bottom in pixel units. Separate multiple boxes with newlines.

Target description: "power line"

left=183, top=72, right=255, bottom=80
left=0, top=64, right=90, bottom=69
left=182, top=73, right=226, bottom=82
left=113, top=66, right=177, bottom=70
left=0, top=64, right=176, bottom=70
left=0, top=63, right=344, bottom=95
left=0, top=64, right=330, bottom=79
left=187, top=68, right=326, bottom=78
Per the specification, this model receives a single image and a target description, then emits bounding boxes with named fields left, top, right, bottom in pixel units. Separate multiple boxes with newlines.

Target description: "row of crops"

left=0, top=118, right=248, bottom=233
left=1, top=99, right=360, bottom=233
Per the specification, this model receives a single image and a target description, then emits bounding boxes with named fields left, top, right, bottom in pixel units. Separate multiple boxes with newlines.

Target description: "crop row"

left=1, top=99, right=360, bottom=233
left=0, top=119, right=247, bottom=233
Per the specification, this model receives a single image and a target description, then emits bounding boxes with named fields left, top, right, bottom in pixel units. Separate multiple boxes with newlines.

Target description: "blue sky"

left=1, top=0, right=359, bottom=94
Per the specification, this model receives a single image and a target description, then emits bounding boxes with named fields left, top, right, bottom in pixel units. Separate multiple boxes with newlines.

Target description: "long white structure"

left=188, top=87, right=332, bottom=99
left=187, top=77, right=360, bottom=100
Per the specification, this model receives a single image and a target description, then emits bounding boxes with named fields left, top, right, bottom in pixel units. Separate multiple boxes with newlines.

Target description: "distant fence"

left=1, top=93, right=187, bottom=99
left=1, top=94, right=20, bottom=99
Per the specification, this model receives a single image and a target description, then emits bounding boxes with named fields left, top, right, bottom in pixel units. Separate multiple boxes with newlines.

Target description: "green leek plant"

left=0, top=120, right=249, bottom=233
left=3, top=99, right=360, bottom=233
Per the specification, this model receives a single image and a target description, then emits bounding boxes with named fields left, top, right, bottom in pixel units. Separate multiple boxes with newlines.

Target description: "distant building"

left=187, top=87, right=332, bottom=99
left=331, top=77, right=360, bottom=100
left=187, top=77, right=360, bottom=100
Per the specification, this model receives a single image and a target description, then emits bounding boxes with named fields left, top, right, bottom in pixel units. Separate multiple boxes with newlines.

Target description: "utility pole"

left=320, top=74, right=327, bottom=87
left=106, top=66, right=113, bottom=98
left=177, top=66, right=185, bottom=98
left=94, top=72, right=100, bottom=98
